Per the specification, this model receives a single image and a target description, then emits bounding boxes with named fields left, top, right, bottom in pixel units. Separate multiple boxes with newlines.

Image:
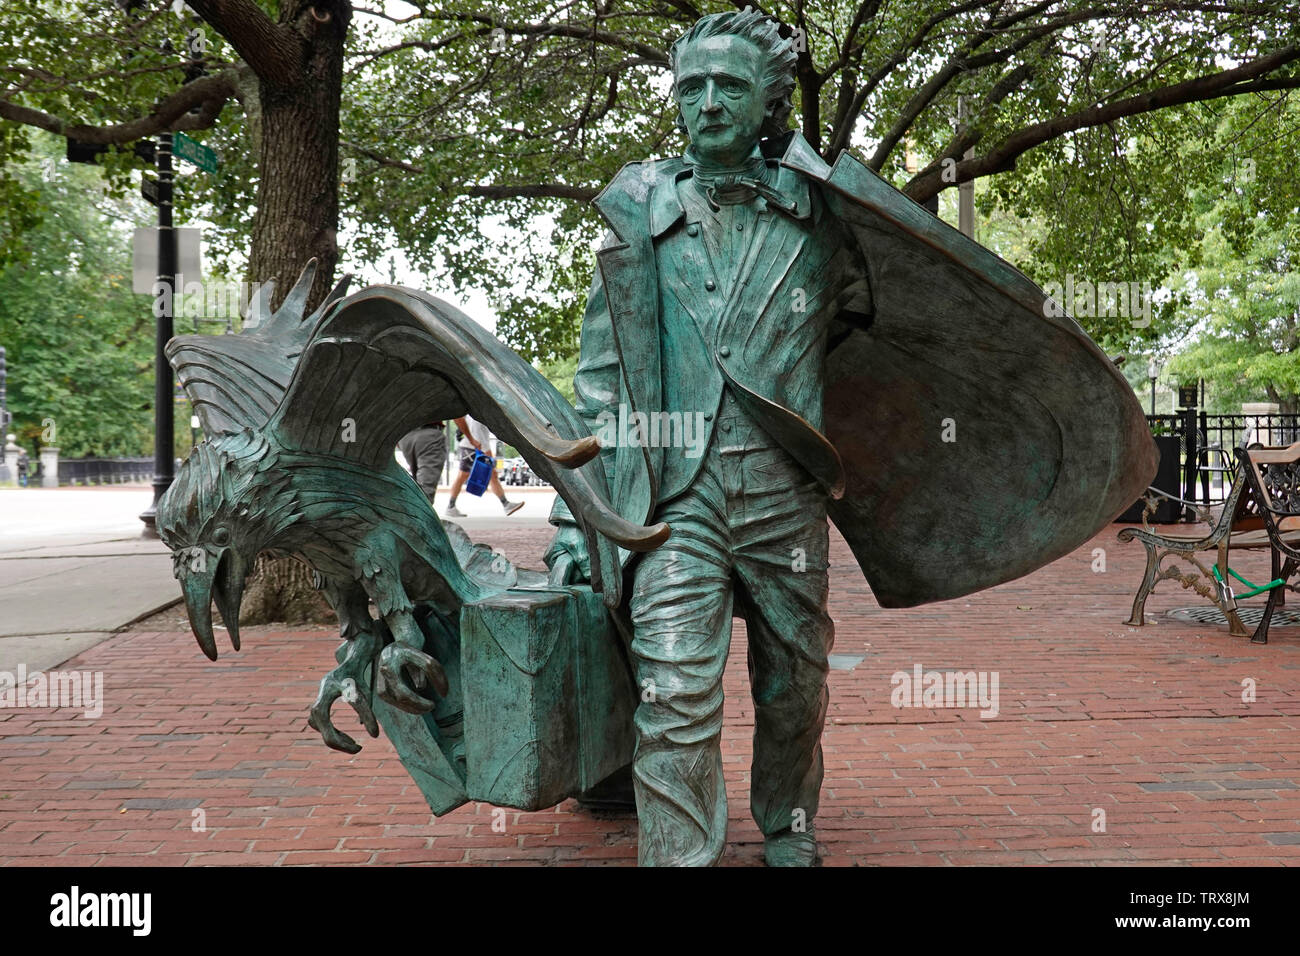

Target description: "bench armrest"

left=1129, top=485, right=1218, bottom=529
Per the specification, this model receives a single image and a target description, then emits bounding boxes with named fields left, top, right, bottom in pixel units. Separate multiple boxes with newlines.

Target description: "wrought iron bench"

left=1118, top=442, right=1300, bottom=643
left=1232, top=441, right=1300, bottom=643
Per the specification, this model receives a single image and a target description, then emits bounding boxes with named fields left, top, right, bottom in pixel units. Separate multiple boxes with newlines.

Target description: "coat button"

left=687, top=224, right=699, bottom=236
left=705, top=279, right=716, bottom=291
left=718, top=345, right=731, bottom=358
left=703, top=412, right=713, bottom=422
left=720, top=421, right=732, bottom=433
left=735, top=222, right=744, bottom=231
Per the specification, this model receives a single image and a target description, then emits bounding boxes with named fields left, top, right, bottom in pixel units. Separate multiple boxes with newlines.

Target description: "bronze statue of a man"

left=546, top=9, right=872, bottom=867
left=153, top=0, right=1153, bottom=870
left=544, top=4, right=1153, bottom=866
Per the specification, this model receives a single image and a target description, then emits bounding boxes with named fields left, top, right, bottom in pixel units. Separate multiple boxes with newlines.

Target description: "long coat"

left=552, top=130, right=1156, bottom=609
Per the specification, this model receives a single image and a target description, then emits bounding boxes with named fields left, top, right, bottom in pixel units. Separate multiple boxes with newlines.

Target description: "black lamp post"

left=138, top=132, right=177, bottom=537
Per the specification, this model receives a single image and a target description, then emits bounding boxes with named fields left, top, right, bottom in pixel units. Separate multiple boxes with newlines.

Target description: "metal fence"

left=1148, top=412, right=1300, bottom=510
left=50, top=457, right=155, bottom=487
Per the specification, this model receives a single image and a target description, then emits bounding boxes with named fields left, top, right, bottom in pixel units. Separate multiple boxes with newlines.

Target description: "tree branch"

left=824, top=0, right=1009, bottom=156
left=341, top=141, right=423, bottom=172
left=0, top=70, right=237, bottom=144
left=905, top=46, right=1300, bottom=201
left=418, top=10, right=669, bottom=63
left=929, top=56, right=1042, bottom=168
left=184, top=0, right=304, bottom=87
left=349, top=35, right=466, bottom=66
left=794, top=0, right=822, bottom=149
left=352, top=5, right=423, bottom=24
left=341, top=140, right=598, bottom=201
left=466, top=183, right=599, bottom=202
left=821, top=0, right=884, bottom=79
left=865, top=2, right=1081, bottom=167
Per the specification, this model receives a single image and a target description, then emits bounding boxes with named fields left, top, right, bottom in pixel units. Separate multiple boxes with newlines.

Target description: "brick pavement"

left=2, top=521, right=1298, bottom=866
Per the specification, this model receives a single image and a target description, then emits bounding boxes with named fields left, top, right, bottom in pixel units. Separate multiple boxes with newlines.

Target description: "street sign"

left=132, top=227, right=203, bottom=294
left=66, top=137, right=155, bottom=166
left=173, top=131, right=217, bottom=173
left=142, top=177, right=160, bottom=206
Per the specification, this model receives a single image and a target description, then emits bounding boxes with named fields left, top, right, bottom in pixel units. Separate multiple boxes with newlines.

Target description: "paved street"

left=2, top=514, right=1298, bottom=866
left=0, top=484, right=556, bottom=676
left=0, top=488, right=178, bottom=675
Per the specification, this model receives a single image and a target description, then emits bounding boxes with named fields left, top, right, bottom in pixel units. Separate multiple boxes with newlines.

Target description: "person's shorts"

left=458, top=450, right=476, bottom=474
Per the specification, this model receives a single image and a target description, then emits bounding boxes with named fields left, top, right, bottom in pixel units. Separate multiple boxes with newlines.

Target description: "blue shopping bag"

left=466, top=451, right=495, bottom=496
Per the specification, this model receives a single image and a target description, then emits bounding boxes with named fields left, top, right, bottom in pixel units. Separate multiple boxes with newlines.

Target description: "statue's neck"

left=684, top=144, right=769, bottom=205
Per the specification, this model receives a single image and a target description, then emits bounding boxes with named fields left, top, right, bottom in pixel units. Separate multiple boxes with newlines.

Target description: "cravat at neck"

left=685, top=146, right=769, bottom=210
left=683, top=145, right=797, bottom=215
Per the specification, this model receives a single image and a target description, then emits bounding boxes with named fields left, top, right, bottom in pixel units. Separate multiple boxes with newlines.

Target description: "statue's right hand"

left=544, top=523, right=591, bottom=586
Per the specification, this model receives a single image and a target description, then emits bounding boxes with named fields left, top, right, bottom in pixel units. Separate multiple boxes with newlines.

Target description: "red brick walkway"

left=3, top=522, right=1299, bottom=866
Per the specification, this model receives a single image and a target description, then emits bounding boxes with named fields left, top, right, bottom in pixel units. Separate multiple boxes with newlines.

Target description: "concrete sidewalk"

left=0, top=485, right=558, bottom=675
left=2, top=517, right=1298, bottom=866
left=0, top=488, right=179, bottom=674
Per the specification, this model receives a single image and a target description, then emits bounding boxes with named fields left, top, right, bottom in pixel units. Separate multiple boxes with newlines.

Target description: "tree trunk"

left=249, top=0, right=348, bottom=312
left=240, top=0, right=350, bottom=626
left=241, top=554, right=334, bottom=625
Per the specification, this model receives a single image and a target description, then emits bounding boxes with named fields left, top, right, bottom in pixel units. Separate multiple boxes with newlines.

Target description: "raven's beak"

left=212, top=549, right=247, bottom=653
left=179, top=548, right=247, bottom=660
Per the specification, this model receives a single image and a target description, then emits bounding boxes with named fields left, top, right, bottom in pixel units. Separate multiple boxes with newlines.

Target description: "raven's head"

left=158, top=430, right=300, bottom=661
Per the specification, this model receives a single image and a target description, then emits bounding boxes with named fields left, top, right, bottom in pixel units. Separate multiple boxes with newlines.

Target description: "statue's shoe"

left=764, top=829, right=819, bottom=867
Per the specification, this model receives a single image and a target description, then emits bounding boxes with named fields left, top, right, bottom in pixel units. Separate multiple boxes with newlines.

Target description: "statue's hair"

left=668, top=9, right=798, bottom=140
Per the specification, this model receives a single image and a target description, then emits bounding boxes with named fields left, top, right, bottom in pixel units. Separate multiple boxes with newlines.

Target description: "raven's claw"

left=307, top=632, right=381, bottom=754
left=376, top=643, right=449, bottom=714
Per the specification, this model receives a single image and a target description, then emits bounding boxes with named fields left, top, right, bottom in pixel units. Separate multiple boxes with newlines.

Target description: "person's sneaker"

left=502, top=499, right=524, bottom=516
left=763, top=828, right=818, bottom=867
left=444, top=505, right=465, bottom=518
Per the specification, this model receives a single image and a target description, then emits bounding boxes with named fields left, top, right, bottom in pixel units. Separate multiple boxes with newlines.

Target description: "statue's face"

left=674, top=34, right=768, bottom=167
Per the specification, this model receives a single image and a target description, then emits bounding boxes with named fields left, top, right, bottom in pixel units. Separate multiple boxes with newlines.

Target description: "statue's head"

left=669, top=10, right=797, bottom=166
left=158, top=430, right=298, bottom=662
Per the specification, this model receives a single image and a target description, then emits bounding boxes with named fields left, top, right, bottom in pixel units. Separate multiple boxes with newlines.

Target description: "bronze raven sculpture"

left=157, top=261, right=667, bottom=754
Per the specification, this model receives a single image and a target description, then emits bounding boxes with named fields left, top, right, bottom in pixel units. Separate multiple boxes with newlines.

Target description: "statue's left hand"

left=544, top=523, right=591, bottom=585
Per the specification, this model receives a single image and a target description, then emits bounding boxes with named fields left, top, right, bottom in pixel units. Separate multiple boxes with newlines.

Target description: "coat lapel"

left=593, top=162, right=672, bottom=522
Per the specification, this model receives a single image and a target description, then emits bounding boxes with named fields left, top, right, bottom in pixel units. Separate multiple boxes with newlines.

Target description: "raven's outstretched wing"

left=165, top=261, right=351, bottom=435
left=264, top=285, right=667, bottom=608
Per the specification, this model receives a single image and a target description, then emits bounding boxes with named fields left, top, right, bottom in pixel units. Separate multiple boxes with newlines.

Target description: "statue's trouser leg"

left=629, top=457, right=732, bottom=867
left=729, top=450, right=832, bottom=841
left=628, top=408, right=833, bottom=865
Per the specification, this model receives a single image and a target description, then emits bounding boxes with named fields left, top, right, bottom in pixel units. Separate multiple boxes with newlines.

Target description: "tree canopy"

left=338, top=0, right=1300, bottom=357
left=2, top=0, right=1298, bottom=362
left=0, top=134, right=155, bottom=458
left=1162, top=93, right=1300, bottom=412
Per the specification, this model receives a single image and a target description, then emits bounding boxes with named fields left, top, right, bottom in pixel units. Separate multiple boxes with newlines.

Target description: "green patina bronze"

left=157, top=9, right=1155, bottom=867
left=158, top=264, right=648, bottom=810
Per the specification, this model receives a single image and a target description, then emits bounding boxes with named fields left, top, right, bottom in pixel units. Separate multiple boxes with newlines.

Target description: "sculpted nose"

left=702, top=79, right=721, bottom=113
